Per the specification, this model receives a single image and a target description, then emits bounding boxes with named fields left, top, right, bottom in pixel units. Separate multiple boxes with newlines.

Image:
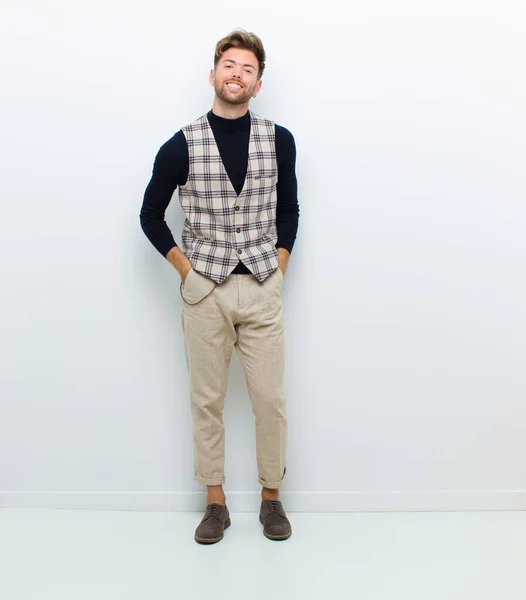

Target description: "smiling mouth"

left=226, top=82, right=243, bottom=90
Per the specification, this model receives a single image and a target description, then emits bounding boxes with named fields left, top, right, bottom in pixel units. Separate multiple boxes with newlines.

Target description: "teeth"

left=227, top=83, right=241, bottom=89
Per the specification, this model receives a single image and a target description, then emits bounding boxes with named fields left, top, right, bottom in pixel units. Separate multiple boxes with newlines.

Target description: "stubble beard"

left=215, top=80, right=255, bottom=105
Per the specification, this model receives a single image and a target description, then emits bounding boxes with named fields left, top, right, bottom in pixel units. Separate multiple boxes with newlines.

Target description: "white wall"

left=1, top=1, right=525, bottom=511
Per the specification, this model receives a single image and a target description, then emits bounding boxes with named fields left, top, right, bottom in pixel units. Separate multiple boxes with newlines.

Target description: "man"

left=140, top=29, right=299, bottom=544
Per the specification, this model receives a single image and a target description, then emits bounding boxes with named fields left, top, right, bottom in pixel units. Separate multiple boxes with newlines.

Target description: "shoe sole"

left=259, top=515, right=292, bottom=540
left=194, top=517, right=231, bottom=544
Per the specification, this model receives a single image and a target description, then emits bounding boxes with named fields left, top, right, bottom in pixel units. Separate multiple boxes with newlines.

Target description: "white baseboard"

left=1, top=490, right=525, bottom=512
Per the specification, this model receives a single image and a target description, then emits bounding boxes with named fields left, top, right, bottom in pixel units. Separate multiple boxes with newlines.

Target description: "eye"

left=245, top=69, right=252, bottom=73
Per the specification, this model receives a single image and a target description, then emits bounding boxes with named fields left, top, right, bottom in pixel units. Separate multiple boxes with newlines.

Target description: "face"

left=209, top=47, right=262, bottom=106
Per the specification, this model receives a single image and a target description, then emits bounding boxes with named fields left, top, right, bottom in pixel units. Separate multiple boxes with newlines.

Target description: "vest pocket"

left=249, top=171, right=278, bottom=188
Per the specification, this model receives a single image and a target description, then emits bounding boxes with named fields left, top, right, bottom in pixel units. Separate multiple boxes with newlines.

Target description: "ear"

left=209, top=69, right=215, bottom=86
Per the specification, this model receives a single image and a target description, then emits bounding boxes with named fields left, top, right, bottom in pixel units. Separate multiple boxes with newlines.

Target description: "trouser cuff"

left=195, top=473, right=225, bottom=486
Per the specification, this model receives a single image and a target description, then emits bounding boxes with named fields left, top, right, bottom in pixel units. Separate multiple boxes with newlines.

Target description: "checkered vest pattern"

left=178, top=110, right=279, bottom=284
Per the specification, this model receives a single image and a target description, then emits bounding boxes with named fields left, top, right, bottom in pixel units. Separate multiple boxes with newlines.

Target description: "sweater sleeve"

left=139, top=131, right=189, bottom=257
left=275, top=125, right=300, bottom=253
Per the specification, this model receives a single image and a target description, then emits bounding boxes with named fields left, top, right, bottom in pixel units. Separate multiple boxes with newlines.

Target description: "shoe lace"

left=265, top=500, right=282, bottom=515
left=206, top=504, right=224, bottom=519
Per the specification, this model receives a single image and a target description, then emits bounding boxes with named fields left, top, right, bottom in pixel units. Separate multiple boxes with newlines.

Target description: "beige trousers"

left=181, top=266, right=287, bottom=489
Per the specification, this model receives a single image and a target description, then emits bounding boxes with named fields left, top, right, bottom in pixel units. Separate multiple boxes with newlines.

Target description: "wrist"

left=166, top=246, right=189, bottom=274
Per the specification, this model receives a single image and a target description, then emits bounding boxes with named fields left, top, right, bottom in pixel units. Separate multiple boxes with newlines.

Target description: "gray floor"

left=0, top=508, right=525, bottom=599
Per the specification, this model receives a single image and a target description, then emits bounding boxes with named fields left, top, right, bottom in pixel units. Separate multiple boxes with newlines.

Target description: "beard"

left=214, top=80, right=255, bottom=105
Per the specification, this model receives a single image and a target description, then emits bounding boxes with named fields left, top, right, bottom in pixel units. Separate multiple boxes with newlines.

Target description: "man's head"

left=209, top=29, right=266, bottom=107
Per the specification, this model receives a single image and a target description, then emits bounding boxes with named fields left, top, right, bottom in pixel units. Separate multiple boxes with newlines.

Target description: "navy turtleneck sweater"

left=140, top=109, right=300, bottom=275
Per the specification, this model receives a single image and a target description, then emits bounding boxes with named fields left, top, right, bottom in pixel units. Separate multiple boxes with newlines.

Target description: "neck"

left=211, top=96, right=250, bottom=120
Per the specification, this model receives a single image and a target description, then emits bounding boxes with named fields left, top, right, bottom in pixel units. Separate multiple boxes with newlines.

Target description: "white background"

left=1, top=0, right=525, bottom=511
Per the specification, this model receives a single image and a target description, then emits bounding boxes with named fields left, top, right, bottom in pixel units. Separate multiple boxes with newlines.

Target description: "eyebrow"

left=222, top=59, right=256, bottom=70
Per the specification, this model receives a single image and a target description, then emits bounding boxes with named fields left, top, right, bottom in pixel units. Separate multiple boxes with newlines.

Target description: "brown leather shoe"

left=194, top=503, right=231, bottom=544
left=259, top=500, right=292, bottom=540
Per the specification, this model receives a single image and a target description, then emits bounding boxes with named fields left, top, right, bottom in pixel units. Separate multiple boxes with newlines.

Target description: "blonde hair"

left=214, top=29, right=266, bottom=79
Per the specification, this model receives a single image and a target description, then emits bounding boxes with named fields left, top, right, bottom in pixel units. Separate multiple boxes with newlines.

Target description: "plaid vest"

left=178, top=110, right=279, bottom=284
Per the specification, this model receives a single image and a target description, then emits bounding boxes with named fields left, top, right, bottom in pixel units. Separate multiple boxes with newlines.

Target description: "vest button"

left=238, top=249, right=242, bottom=254
left=235, top=206, right=240, bottom=211
left=236, top=228, right=241, bottom=233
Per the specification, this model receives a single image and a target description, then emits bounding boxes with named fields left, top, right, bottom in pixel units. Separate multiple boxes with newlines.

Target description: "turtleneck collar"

left=207, top=109, right=251, bottom=132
